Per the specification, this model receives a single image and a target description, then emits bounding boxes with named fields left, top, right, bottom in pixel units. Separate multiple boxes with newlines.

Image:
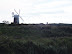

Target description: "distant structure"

left=12, top=9, right=24, bottom=24
left=14, top=15, right=19, bottom=24
left=47, top=22, right=48, bottom=24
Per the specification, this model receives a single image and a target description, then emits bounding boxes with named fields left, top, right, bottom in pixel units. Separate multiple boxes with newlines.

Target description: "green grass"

left=0, top=24, right=72, bottom=54
left=0, top=36, right=72, bottom=54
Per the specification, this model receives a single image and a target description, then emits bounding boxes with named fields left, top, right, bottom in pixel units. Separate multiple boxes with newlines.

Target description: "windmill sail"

left=14, top=9, right=24, bottom=21
left=13, top=9, right=24, bottom=24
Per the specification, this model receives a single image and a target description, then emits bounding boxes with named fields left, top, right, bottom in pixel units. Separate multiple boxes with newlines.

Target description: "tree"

left=2, top=20, right=9, bottom=24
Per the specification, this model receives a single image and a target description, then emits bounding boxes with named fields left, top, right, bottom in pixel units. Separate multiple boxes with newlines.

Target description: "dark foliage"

left=0, top=37, right=72, bottom=54
left=0, top=24, right=72, bottom=54
left=0, top=24, right=72, bottom=37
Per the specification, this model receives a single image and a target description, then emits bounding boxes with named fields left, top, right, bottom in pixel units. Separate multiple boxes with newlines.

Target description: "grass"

left=0, top=24, right=72, bottom=54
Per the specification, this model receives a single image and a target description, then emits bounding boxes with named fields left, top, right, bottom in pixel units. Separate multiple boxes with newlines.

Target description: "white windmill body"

left=14, top=15, right=19, bottom=24
left=12, top=9, right=24, bottom=24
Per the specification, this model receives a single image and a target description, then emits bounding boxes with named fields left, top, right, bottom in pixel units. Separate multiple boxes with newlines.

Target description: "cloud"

left=0, top=0, right=72, bottom=23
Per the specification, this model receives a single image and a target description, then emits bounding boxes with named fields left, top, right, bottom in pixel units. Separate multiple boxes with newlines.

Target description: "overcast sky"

left=0, top=0, right=72, bottom=24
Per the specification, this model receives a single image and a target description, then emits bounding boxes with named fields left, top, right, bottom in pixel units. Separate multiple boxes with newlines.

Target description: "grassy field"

left=0, top=24, right=72, bottom=54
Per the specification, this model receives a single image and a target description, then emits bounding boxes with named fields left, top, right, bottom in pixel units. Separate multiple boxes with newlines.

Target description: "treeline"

left=0, top=37, right=72, bottom=54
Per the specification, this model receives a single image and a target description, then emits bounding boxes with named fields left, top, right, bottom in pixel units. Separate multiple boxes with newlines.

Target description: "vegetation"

left=0, top=23, right=72, bottom=54
left=0, top=24, right=72, bottom=37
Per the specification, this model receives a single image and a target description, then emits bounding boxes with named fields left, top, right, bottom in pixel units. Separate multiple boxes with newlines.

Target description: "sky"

left=0, top=0, right=72, bottom=24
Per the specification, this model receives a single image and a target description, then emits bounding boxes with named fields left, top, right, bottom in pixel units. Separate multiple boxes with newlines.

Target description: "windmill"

left=12, top=9, right=24, bottom=24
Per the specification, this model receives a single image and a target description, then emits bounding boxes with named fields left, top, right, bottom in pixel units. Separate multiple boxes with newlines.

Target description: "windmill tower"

left=12, top=9, right=24, bottom=24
